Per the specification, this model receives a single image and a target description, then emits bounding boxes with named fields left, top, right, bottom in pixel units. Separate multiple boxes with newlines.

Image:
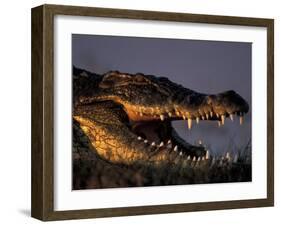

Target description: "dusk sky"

left=72, top=34, right=252, bottom=155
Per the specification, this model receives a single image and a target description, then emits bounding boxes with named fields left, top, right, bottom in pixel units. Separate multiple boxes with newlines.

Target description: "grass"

left=72, top=139, right=252, bottom=190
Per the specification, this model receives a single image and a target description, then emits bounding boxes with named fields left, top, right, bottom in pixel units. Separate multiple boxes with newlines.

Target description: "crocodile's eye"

left=99, top=71, right=132, bottom=88
left=135, top=74, right=146, bottom=83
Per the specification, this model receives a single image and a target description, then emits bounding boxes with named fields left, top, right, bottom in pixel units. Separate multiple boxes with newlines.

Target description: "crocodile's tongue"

left=131, top=121, right=171, bottom=144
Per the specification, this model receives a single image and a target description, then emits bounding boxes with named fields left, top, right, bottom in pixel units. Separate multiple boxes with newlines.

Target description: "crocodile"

left=72, top=66, right=251, bottom=189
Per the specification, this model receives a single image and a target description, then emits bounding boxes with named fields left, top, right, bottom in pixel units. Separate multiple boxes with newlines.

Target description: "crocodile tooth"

left=240, top=116, right=243, bottom=125
left=151, top=142, right=156, bottom=146
left=206, top=150, right=210, bottom=159
left=196, top=117, right=200, bottom=124
left=187, top=155, right=191, bottom=160
left=229, top=114, right=234, bottom=121
left=211, top=157, right=216, bottom=166
left=140, top=112, right=143, bottom=116
left=144, top=140, right=148, bottom=143
left=167, top=140, right=171, bottom=144
left=218, top=121, right=221, bottom=127
left=137, top=136, right=142, bottom=140
left=206, top=113, right=209, bottom=120
left=197, top=157, right=201, bottom=162
left=179, top=151, right=183, bottom=156
left=201, top=115, right=205, bottom=120
left=202, top=157, right=205, bottom=161
left=221, top=115, right=225, bottom=125
left=173, top=145, right=178, bottom=151
left=168, top=112, right=173, bottom=117
left=176, top=111, right=180, bottom=116
left=160, top=115, right=165, bottom=121
left=216, top=113, right=219, bottom=118
left=159, top=141, right=164, bottom=147
left=210, top=111, right=213, bottom=117
left=182, top=115, right=186, bottom=120
left=233, top=154, right=238, bottom=163
left=192, top=156, right=196, bottom=162
left=198, top=140, right=202, bottom=145
left=188, top=118, right=192, bottom=130
left=226, top=152, right=230, bottom=160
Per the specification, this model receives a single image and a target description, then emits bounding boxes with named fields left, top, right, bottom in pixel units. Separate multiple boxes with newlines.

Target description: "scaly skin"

left=73, top=67, right=249, bottom=167
left=74, top=101, right=205, bottom=165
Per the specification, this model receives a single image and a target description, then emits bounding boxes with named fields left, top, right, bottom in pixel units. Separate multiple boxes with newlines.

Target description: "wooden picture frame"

left=31, top=4, right=274, bottom=221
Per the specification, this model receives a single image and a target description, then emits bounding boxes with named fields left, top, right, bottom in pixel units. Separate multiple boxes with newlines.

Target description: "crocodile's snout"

left=208, top=90, right=249, bottom=114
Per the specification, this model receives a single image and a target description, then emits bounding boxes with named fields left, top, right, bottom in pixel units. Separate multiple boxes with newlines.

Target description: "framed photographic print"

left=31, top=4, right=274, bottom=221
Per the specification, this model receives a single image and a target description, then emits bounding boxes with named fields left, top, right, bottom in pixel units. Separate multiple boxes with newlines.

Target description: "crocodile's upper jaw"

left=79, top=71, right=249, bottom=126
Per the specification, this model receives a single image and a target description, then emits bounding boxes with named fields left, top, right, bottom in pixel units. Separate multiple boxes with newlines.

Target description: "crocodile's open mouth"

left=130, top=111, right=245, bottom=140
left=124, top=104, right=247, bottom=158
